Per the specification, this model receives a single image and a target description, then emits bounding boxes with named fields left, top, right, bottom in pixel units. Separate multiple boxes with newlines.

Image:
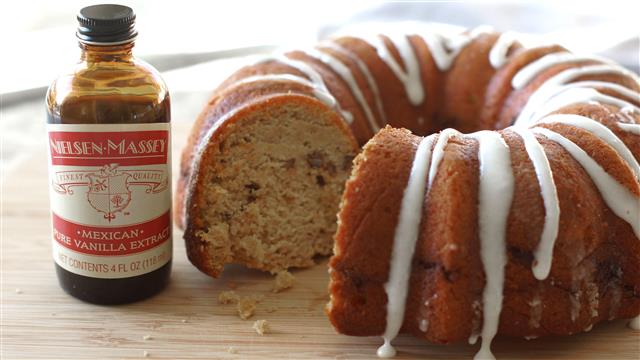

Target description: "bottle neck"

left=79, top=41, right=135, bottom=63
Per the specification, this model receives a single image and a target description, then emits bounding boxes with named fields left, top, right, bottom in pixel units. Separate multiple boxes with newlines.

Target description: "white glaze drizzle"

left=618, top=122, right=640, bottom=135
left=359, top=26, right=492, bottom=107
left=378, top=135, right=436, bottom=359
left=512, top=53, right=614, bottom=89
left=469, top=131, right=514, bottom=360
left=515, top=64, right=640, bottom=126
left=419, top=318, right=429, bottom=332
left=489, top=32, right=519, bottom=69
left=421, top=32, right=459, bottom=71
left=304, top=48, right=380, bottom=132
left=365, top=33, right=424, bottom=106
left=621, top=106, right=638, bottom=119
left=421, top=26, right=491, bottom=72
left=570, top=81, right=640, bottom=104
left=257, top=55, right=354, bottom=124
left=533, top=87, right=640, bottom=124
left=320, top=41, right=388, bottom=125
left=629, top=316, right=640, bottom=330
left=428, top=128, right=460, bottom=187
left=510, top=126, right=560, bottom=280
left=533, top=127, right=640, bottom=237
left=575, top=81, right=640, bottom=102
left=538, top=114, right=640, bottom=180
left=229, top=73, right=336, bottom=108
left=469, top=333, right=480, bottom=345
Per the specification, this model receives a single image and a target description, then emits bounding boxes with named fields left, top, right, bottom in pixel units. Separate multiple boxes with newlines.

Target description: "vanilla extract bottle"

left=46, top=4, right=172, bottom=304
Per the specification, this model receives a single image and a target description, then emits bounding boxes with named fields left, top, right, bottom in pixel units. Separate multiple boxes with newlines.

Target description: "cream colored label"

left=47, top=123, right=172, bottom=279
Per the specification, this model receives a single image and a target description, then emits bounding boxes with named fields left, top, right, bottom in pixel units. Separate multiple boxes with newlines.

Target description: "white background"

left=1, top=0, right=639, bottom=173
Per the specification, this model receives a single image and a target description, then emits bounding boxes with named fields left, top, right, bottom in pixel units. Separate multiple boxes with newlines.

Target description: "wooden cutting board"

left=2, top=123, right=638, bottom=360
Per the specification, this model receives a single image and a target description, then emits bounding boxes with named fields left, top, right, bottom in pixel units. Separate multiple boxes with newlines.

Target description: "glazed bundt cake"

left=176, top=24, right=639, bottom=357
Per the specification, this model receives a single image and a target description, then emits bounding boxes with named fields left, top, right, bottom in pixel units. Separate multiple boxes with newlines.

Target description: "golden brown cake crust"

left=329, top=118, right=640, bottom=342
left=328, top=126, right=419, bottom=335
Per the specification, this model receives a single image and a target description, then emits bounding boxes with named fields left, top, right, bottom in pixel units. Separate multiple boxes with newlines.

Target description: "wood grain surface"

left=1, top=123, right=638, bottom=359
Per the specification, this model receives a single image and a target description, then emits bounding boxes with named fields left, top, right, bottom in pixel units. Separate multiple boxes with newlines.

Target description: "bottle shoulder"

left=132, top=57, right=169, bottom=89
left=47, top=57, right=170, bottom=124
left=49, top=58, right=168, bottom=100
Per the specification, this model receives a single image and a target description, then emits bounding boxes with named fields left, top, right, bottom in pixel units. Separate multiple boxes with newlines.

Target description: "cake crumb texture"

left=272, top=270, right=295, bottom=293
left=237, top=297, right=258, bottom=320
left=252, top=319, right=270, bottom=335
left=218, top=290, right=240, bottom=304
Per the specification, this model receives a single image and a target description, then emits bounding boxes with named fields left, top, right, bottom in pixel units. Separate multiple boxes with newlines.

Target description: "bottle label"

left=47, top=123, right=172, bottom=279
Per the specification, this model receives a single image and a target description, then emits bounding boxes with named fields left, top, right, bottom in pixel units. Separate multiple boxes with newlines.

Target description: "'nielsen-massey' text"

left=49, top=138, right=167, bottom=157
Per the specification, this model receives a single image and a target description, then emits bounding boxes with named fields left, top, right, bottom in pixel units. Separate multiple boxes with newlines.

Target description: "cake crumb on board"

left=218, top=290, right=240, bottom=304
left=226, top=346, right=238, bottom=354
left=142, top=350, right=149, bottom=357
left=272, top=270, right=295, bottom=293
left=218, top=290, right=264, bottom=319
left=142, top=334, right=152, bottom=341
left=237, top=297, right=258, bottom=320
left=252, top=319, right=270, bottom=335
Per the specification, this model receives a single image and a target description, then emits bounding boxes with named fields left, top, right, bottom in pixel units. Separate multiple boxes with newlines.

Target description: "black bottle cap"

left=76, top=4, right=137, bottom=45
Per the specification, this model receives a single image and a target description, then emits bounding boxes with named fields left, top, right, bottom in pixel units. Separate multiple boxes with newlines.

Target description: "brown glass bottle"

left=46, top=5, right=171, bottom=304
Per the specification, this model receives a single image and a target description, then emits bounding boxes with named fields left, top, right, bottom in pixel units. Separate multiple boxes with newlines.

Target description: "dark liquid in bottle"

left=54, top=263, right=171, bottom=305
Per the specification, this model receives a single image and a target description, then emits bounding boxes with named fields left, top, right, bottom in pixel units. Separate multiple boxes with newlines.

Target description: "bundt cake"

left=175, top=23, right=639, bottom=358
